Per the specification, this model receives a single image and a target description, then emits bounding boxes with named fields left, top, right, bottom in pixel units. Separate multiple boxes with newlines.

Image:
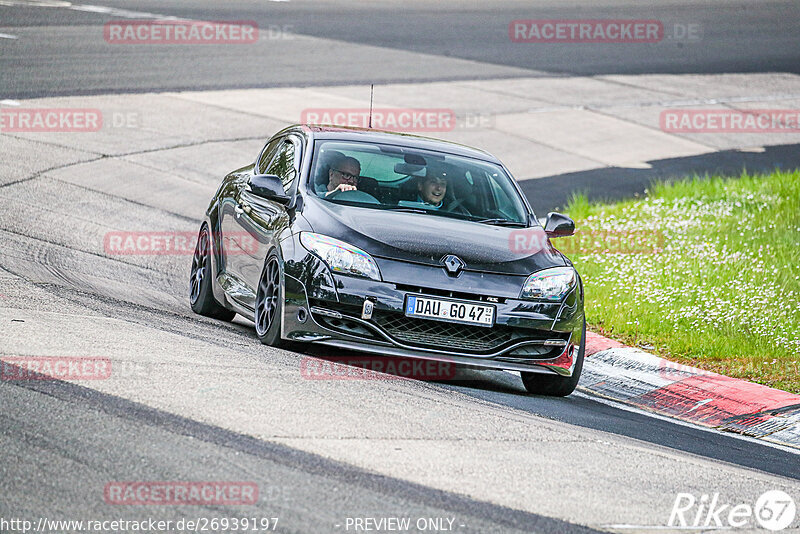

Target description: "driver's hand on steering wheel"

left=326, top=184, right=357, bottom=196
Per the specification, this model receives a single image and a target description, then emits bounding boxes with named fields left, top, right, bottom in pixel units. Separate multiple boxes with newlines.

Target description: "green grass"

left=563, top=170, right=800, bottom=393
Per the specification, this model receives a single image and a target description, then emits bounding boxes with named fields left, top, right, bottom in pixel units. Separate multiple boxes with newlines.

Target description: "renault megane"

left=190, top=125, right=585, bottom=396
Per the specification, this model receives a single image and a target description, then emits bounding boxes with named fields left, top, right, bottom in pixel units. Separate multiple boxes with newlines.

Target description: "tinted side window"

left=266, top=140, right=298, bottom=193
left=257, top=137, right=283, bottom=174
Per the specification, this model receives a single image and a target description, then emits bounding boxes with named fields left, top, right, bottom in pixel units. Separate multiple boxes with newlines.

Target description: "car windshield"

left=309, top=140, right=530, bottom=225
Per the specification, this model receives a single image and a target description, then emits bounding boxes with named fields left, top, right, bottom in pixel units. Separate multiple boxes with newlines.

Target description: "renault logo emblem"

left=442, top=255, right=465, bottom=276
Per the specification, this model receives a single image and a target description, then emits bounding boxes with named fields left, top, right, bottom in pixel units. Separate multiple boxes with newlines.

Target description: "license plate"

left=404, top=295, right=495, bottom=327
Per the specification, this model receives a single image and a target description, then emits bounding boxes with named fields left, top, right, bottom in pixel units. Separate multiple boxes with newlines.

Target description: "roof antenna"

left=368, top=84, right=374, bottom=129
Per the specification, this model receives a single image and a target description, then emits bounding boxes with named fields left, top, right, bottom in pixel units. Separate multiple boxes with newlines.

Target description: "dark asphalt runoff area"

left=1, top=0, right=799, bottom=98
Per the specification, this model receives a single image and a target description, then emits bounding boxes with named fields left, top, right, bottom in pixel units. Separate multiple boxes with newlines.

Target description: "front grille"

left=373, top=311, right=554, bottom=353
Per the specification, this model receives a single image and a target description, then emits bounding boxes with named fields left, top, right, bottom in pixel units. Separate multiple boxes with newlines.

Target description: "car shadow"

left=290, top=341, right=800, bottom=479
left=301, top=344, right=529, bottom=395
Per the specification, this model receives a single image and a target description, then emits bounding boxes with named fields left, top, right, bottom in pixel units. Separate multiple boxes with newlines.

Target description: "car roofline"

left=282, top=124, right=501, bottom=163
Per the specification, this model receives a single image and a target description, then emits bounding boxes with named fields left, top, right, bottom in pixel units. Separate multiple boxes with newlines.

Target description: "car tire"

left=521, top=318, right=585, bottom=397
left=254, top=251, right=287, bottom=347
left=190, top=225, right=236, bottom=322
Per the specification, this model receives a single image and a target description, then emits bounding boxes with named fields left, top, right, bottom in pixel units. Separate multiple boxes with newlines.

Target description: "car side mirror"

left=249, top=174, right=290, bottom=205
left=544, top=212, right=575, bottom=237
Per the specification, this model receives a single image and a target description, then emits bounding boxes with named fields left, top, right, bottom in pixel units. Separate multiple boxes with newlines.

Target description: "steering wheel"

left=326, top=189, right=381, bottom=204
left=443, top=196, right=473, bottom=214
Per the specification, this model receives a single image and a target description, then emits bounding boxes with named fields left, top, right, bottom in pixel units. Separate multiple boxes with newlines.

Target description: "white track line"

left=505, top=369, right=799, bottom=454
left=574, top=390, right=800, bottom=456
left=0, top=32, right=18, bottom=39
left=0, top=1, right=72, bottom=6
left=69, top=4, right=185, bottom=20
left=0, top=1, right=187, bottom=21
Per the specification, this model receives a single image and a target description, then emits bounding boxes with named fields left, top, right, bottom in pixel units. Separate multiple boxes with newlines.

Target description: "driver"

left=416, top=169, right=448, bottom=209
left=317, top=155, right=361, bottom=197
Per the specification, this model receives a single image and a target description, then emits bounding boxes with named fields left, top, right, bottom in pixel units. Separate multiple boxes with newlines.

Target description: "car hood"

left=301, top=198, right=567, bottom=276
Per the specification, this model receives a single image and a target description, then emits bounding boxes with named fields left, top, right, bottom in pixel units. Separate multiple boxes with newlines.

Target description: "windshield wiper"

left=472, top=218, right=527, bottom=227
left=382, top=208, right=526, bottom=225
left=382, top=206, right=429, bottom=214
left=382, top=206, right=476, bottom=221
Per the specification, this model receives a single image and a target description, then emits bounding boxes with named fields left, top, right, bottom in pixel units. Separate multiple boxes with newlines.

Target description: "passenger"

left=317, top=154, right=361, bottom=197
left=416, top=169, right=448, bottom=209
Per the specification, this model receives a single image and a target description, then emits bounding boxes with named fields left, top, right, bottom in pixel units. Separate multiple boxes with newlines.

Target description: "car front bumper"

left=282, top=251, right=585, bottom=377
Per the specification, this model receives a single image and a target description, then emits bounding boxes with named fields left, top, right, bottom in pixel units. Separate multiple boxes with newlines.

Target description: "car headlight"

left=520, top=267, right=577, bottom=301
left=300, top=232, right=381, bottom=281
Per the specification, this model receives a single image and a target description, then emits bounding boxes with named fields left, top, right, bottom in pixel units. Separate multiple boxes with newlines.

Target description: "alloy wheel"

left=256, top=258, right=280, bottom=336
left=190, top=228, right=209, bottom=305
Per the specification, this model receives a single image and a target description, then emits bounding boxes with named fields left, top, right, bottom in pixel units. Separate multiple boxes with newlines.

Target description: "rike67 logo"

left=669, top=491, right=796, bottom=531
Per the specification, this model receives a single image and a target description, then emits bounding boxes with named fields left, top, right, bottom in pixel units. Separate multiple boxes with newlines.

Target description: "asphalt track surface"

left=1, top=0, right=800, bottom=97
left=1, top=375, right=600, bottom=534
left=2, top=1, right=800, bottom=532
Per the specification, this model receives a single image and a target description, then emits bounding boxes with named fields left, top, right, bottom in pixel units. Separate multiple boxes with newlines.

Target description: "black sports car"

left=190, top=125, right=585, bottom=396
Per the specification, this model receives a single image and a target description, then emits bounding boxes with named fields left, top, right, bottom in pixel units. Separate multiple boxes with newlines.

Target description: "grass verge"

left=562, top=170, right=800, bottom=393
